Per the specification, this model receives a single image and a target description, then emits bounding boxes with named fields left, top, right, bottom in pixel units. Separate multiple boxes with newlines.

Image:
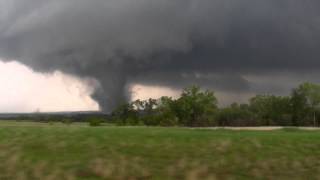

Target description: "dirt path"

left=196, top=127, right=320, bottom=131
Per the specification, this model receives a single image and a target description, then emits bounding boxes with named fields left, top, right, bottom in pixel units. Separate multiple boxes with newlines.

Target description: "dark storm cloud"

left=1, top=0, right=320, bottom=111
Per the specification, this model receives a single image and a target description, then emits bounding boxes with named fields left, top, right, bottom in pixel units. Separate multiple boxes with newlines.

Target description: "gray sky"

left=1, top=0, right=320, bottom=112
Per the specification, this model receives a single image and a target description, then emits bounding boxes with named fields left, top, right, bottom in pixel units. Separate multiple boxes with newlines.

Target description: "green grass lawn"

left=0, top=121, right=319, bottom=179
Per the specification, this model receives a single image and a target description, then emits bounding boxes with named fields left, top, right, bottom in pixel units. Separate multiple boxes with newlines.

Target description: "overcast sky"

left=1, top=0, right=320, bottom=112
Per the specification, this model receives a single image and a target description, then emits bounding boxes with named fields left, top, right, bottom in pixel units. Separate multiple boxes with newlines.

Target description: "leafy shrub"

left=62, top=118, right=73, bottom=125
left=158, top=113, right=179, bottom=127
left=89, top=117, right=104, bottom=127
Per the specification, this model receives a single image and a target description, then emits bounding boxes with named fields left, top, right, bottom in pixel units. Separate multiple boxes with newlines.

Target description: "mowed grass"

left=0, top=122, right=320, bottom=179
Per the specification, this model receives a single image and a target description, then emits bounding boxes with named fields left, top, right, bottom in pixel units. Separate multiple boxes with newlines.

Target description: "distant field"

left=0, top=121, right=320, bottom=179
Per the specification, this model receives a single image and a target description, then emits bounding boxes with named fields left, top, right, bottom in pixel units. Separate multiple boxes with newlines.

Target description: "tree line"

left=110, top=82, right=320, bottom=127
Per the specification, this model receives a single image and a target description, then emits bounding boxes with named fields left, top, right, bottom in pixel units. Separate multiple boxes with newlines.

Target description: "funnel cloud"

left=1, top=0, right=320, bottom=111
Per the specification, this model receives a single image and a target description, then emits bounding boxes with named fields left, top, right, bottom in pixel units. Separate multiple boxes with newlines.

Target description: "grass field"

left=0, top=121, right=320, bottom=179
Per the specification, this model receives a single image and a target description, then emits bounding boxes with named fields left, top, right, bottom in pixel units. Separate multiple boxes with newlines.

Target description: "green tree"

left=291, top=82, right=320, bottom=126
left=218, top=103, right=254, bottom=126
left=111, top=103, right=138, bottom=125
left=250, top=95, right=291, bottom=126
left=156, top=96, right=179, bottom=126
left=144, top=98, right=158, bottom=114
left=132, top=99, right=145, bottom=111
left=176, top=86, right=218, bottom=127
